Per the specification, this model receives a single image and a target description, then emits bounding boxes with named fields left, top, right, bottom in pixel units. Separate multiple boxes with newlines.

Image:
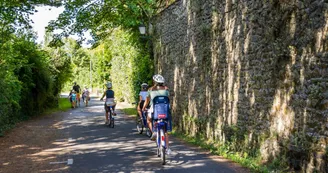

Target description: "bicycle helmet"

left=106, top=82, right=112, bottom=88
left=153, top=74, right=165, bottom=83
left=141, top=83, right=148, bottom=87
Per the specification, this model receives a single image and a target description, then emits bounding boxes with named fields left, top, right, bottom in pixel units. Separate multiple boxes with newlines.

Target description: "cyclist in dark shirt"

left=100, top=82, right=116, bottom=124
left=72, top=82, right=81, bottom=107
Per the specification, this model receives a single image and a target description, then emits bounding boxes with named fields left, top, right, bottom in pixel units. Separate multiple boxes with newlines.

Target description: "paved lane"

left=59, top=98, right=247, bottom=173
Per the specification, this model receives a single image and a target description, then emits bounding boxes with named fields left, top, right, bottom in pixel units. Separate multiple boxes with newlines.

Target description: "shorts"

left=147, top=105, right=153, bottom=119
left=104, top=103, right=116, bottom=112
left=139, top=100, right=145, bottom=110
left=77, top=93, right=80, bottom=99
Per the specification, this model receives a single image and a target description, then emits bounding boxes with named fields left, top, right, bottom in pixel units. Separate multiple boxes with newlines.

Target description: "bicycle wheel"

left=157, top=148, right=160, bottom=157
left=110, top=109, right=115, bottom=128
left=160, top=129, right=166, bottom=165
left=161, top=146, right=166, bottom=165
left=110, top=117, right=114, bottom=128
left=156, top=131, right=160, bottom=157
left=136, top=115, right=143, bottom=134
left=108, top=111, right=113, bottom=128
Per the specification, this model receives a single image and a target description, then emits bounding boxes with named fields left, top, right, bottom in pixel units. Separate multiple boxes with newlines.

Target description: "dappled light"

left=1, top=0, right=327, bottom=172
left=153, top=0, right=328, bottom=172
left=0, top=99, right=245, bottom=172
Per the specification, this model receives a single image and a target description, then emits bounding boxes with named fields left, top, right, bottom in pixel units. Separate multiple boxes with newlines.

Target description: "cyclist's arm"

left=139, top=95, right=143, bottom=103
left=100, top=91, right=106, bottom=100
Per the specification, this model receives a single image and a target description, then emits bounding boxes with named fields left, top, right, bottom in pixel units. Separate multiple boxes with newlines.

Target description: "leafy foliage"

left=66, top=28, right=153, bottom=102
left=0, top=0, right=159, bottom=135
left=46, top=0, right=170, bottom=45
left=0, top=0, right=71, bottom=134
left=0, top=32, right=72, bottom=134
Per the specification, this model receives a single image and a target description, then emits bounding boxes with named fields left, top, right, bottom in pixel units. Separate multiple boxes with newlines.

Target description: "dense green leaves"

left=0, top=32, right=72, bottom=134
left=0, top=0, right=165, bottom=135
left=63, top=28, right=153, bottom=102
left=47, top=0, right=170, bottom=45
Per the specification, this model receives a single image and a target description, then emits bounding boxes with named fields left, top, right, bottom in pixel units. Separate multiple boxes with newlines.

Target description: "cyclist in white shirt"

left=138, top=83, right=148, bottom=119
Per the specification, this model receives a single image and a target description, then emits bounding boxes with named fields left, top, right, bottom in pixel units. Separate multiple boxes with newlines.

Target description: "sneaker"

left=105, top=120, right=109, bottom=125
left=166, top=148, right=172, bottom=155
left=150, top=132, right=156, bottom=141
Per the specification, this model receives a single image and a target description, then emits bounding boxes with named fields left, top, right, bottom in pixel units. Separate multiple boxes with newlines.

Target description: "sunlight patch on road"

left=181, top=162, right=205, bottom=168
left=49, top=159, right=73, bottom=165
left=10, top=144, right=27, bottom=149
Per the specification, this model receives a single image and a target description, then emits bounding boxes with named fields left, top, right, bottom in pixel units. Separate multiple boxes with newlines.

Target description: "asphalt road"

left=58, top=97, right=247, bottom=173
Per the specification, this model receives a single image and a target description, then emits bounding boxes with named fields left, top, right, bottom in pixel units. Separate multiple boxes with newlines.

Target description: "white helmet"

left=141, top=83, right=148, bottom=87
left=153, top=74, right=165, bottom=83
left=106, top=82, right=112, bottom=88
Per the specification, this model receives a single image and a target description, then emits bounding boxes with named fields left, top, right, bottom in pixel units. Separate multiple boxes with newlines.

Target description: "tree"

left=0, top=0, right=61, bottom=44
left=46, top=0, right=169, bottom=45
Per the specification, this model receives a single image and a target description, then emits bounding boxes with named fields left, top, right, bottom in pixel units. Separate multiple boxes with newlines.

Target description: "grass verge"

left=121, top=108, right=137, bottom=116
left=171, top=130, right=270, bottom=173
left=45, top=98, right=72, bottom=114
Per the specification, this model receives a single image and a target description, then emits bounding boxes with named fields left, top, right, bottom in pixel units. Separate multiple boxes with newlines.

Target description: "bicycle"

left=133, top=102, right=151, bottom=137
left=103, top=99, right=115, bottom=128
left=152, top=96, right=170, bottom=165
left=107, top=105, right=115, bottom=128
left=137, top=110, right=152, bottom=137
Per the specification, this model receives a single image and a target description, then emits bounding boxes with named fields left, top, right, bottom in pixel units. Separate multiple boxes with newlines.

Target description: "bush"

left=0, top=33, right=71, bottom=135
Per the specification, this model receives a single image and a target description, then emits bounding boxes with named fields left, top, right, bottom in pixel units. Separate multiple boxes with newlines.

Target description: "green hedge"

left=0, top=34, right=71, bottom=135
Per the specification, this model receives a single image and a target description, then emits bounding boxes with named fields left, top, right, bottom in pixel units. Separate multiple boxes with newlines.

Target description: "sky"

left=30, top=6, right=91, bottom=47
left=30, top=6, right=64, bottom=44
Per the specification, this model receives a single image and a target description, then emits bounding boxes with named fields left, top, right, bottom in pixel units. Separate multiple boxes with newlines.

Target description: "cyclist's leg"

left=165, top=132, right=172, bottom=154
left=112, top=104, right=116, bottom=115
left=77, top=93, right=81, bottom=106
left=147, top=113, right=153, bottom=133
left=165, top=131, right=169, bottom=148
left=138, top=101, right=144, bottom=118
left=104, top=104, right=109, bottom=123
left=137, top=104, right=142, bottom=118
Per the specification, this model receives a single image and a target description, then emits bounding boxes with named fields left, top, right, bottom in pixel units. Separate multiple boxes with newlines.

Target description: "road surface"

left=52, top=97, right=248, bottom=173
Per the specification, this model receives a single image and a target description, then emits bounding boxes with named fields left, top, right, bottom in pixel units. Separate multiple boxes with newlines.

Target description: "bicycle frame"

left=154, top=119, right=167, bottom=165
left=141, top=111, right=147, bottom=126
left=155, top=119, right=167, bottom=149
left=107, top=106, right=114, bottom=117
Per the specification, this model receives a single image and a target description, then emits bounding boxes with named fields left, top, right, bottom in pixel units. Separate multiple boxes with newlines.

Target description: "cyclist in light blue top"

left=142, top=74, right=171, bottom=155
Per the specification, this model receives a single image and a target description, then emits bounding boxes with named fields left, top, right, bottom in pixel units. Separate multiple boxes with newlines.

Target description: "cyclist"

left=100, top=82, right=116, bottom=125
left=69, top=90, right=77, bottom=108
left=142, top=74, right=171, bottom=154
left=82, top=86, right=90, bottom=106
left=138, top=83, right=148, bottom=119
left=73, top=82, right=81, bottom=107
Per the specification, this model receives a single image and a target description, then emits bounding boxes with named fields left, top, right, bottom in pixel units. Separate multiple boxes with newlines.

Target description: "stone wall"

left=152, top=0, right=328, bottom=172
